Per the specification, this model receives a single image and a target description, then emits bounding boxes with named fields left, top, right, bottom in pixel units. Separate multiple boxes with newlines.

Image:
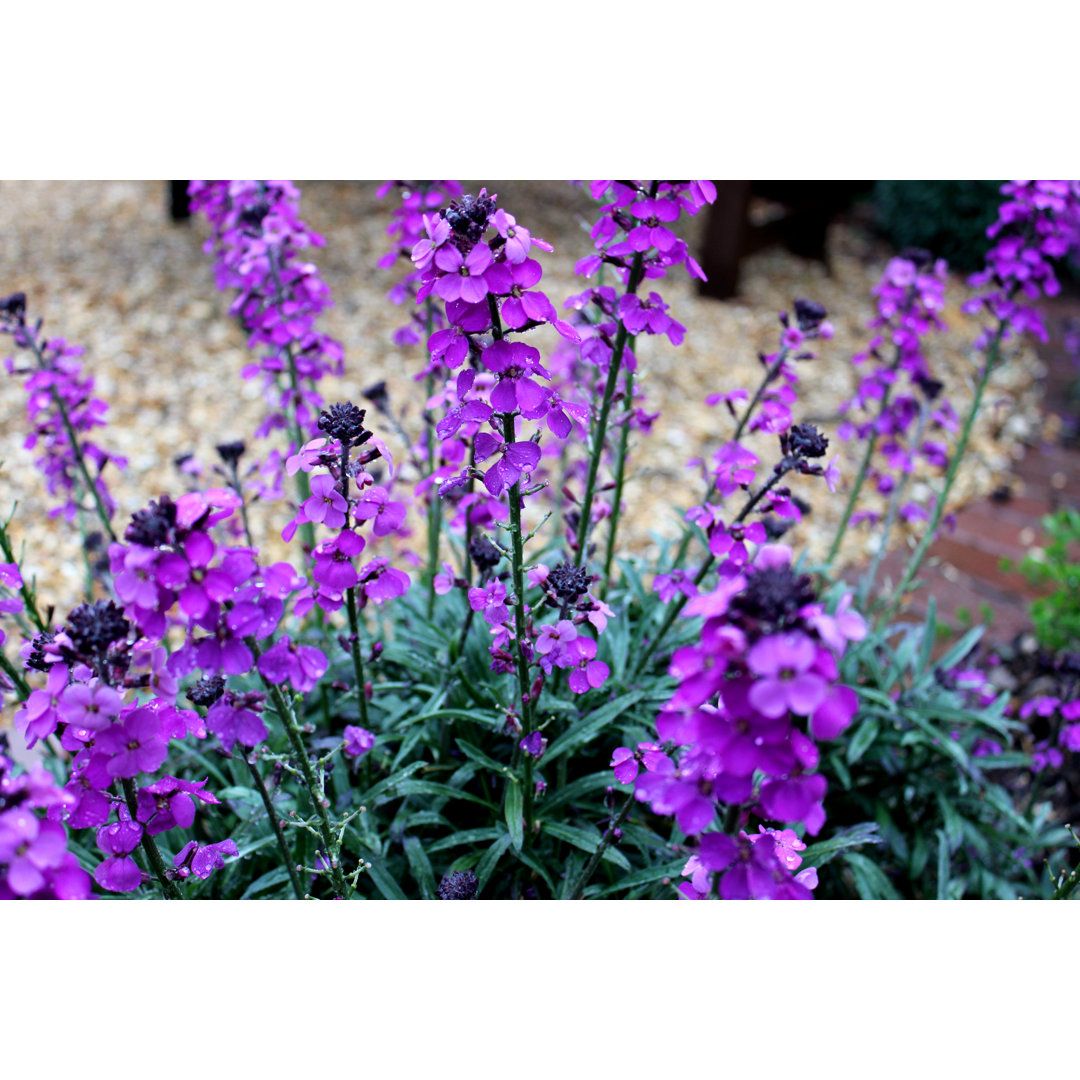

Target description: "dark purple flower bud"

left=64, top=600, right=131, bottom=664
left=362, top=380, right=391, bottom=414
left=782, top=423, right=829, bottom=459
left=317, top=401, right=372, bottom=449
left=215, top=441, right=246, bottom=467
left=914, top=374, right=944, bottom=401
left=186, top=673, right=227, bottom=708
left=0, top=291, right=27, bottom=326
left=125, top=495, right=178, bottom=547
left=898, top=247, right=934, bottom=269
left=468, top=534, right=502, bottom=572
left=793, top=298, right=827, bottom=333
left=23, top=630, right=56, bottom=673
left=437, top=869, right=479, bottom=900
left=732, top=564, right=816, bottom=630
left=547, top=561, right=590, bottom=603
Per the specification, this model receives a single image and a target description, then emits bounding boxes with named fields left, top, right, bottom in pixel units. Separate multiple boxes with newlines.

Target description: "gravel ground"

left=0, top=180, right=1044, bottom=615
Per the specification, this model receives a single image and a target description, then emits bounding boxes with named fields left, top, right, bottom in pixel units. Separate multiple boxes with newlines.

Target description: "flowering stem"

left=634, top=467, right=790, bottom=674
left=877, top=320, right=1007, bottom=625
left=570, top=791, right=635, bottom=899
left=338, top=440, right=371, bottom=730
left=731, top=347, right=791, bottom=446
left=423, top=300, right=444, bottom=618
left=858, top=400, right=930, bottom=609
left=246, top=636, right=351, bottom=897
left=244, top=752, right=305, bottom=900
left=25, top=334, right=118, bottom=544
left=823, top=343, right=903, bottom=571
left=500, top=409, right=536, bottom=839
left=345, top=589, right=371, bottom=730
left=120, top=778, right=183, bottom=899
left=601, top=362, right=635, bottom=598
left=574, top=247, right=648, bottom=567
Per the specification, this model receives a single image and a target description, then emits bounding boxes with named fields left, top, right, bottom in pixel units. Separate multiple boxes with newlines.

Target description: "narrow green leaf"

left=846, top=717, right=881, bottom=765
left=427, top=827, right=503, bottom=854
left=800, top=823, right=882, bottom=869
left=455, top=739, right=515, bottom=777
left=505, top=781, right=524, bottom=852
left=541, top=821, right=631, bottom=870
left=367, top=861, right=408, bottom=900
left=844, top=852, right=902, bottom=900
left=590, top=858, right=686, bottom=898
left=475, top=834, right=512, bottom=893
left=404, top=836, right=437, bottom=900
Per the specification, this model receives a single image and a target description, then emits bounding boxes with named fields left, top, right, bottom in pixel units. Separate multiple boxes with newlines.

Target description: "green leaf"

left=475, top=834, right=513, bottom=893
left=404, top=836, right=436, bottom=900
left=367, top=861, right=408, bottom=900
left=589, top=858, right=686, bottom=898
left=801, top=823, right=882, bottom=869
left=936, top=829, right=951, bottom=900
left=846, top=717, right=881, bottom=765
left=844, top=852, right=902, bottom=899
left=505, top=781, right=524, bottom=852
left=241, top=866, right=294, bottom=900
left=513, top=847, right=556, bottom=892
left=426, top=827, right=504, bottom=854
left=455, top=739, right=515, bottom=777
left=544, top=690, right=645, bottom=764
left=541, top=821, right=631, bottom=870
left=385, top=780, right=495, bottom=811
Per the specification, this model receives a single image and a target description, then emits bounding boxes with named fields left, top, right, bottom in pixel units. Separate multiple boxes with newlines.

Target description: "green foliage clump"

left=873, top=181, right=1003, bottom=272
left=1009, top=508, right=1080, bottom=652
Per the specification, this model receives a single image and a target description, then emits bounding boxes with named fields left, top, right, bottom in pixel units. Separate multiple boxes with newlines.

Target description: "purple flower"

left=343, top=726, right=375, bottom=759
left=352, top=486, right=407, bottom=537
left=468, top=580, right=511, bottom=628
left=312, top=529, right=366, bottom=591
left=472, top=433, right=541, bottom=497
left=94, top=707, right=169, bottom=779
left=302, top=473, right=348, bottom=528
left=206, top=692, right=268, bottom=753
left=173, top=838, right=239, bottom=880
left=94, top=817, right=145, bottom=893
left=257, top=635, right=328, bottom=692
left=135, top=776, right=220, bottom=837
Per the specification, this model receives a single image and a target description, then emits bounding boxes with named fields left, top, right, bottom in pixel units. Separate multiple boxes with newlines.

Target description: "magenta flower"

left=312, top=529, right=366, bottom=591
left=94, top=817, right=145, bottom=893
left=173, top=838, right=239, bottom=880
left=352, top=486, right=407, bottom=537
left=356, top=558, right=411, bottom=605
left=135, top=776, right=221, bottom=837
left=0, top=810, right=71, bottom=896
left=206, top=692, right=268, bottom=753
left=302, top=473, right=348, bottom=528
left=343, top=725, right=375, bottom=759
left=746, top=632, right=828, bottom=718
left=566, top=637, right=609, bottom=694
left=472, top=433, right=541, bottom=497
left=95, top=707, right=169, bottom=779
left=468, top=580, right=511, bottom=627
left=257, top=635, right=328, bottom=692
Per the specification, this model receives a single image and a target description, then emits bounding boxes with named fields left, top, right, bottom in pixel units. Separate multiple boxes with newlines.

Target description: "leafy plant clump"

left=3, top=180, right=1080, bottom=901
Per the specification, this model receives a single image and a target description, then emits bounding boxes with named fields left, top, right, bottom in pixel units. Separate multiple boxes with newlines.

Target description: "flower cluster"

left=375, top=180, right=463, bottom=351
left=1, top=291, right=126, bottom=526
left=284, top=402, right=410, bottom=614
left=619, top=543, right=866, bottom=899
left=188, top=181, right=346, bottom=497
left=965, top=181, right=1080, bottom=346
left=0, top=741, right=92, bottom=899
left=837, top=251, right=956, bottom=529
left=9, top=594, right=237, bottom=894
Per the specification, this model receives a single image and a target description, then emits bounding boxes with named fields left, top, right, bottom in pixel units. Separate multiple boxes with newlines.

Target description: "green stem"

left=0, top=516, right=49, bottom=634
left=858, top=401, right=930, bottom=609
left=877, top=320, right=1008, bottom=626
left=0, top=650, right=31, bottom=699
left=601, top=363, right=635, bottom=598
left=243, top=752, right=305, bottom=900
left=501, top=411, right=536, bottom=839
left=634, top=466, right=792, bottom=675
left=574, top=251, right=647, bottom=567
left=571, top=792, right=635, bottom=899
left=247, top=636, right=351, bottom=897
left=26, top=336, right=117, bottom=543
left=345, top=588, right=371, bottom=729
left=121, top=778, right=183, bottom=899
